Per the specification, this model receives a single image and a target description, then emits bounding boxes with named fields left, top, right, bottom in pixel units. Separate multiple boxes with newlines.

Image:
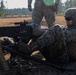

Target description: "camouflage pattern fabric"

left=32, top=7, right=55, bottom=28
left=36, top=23, right=76, bottom=63
left=64, top=28, right=76, bottom=59
left=28, top=0, right=60, bottom=28
left=37, top=25, right=69, bottom=63
left=24, top=24, right=76, bottom=75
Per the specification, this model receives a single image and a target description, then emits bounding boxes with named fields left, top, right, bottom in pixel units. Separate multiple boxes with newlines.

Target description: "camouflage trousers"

left=37, top=25, right=69, bottom=63
left=32, top=7, right=55, bottom=28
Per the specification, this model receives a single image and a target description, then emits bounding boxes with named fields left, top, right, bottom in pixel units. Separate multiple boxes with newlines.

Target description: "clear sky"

left=3, top=0, right=35, bottom=9
left=3, top=0, right=66, bottom=9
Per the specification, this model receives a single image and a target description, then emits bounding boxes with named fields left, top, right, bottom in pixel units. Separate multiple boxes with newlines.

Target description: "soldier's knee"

left=51, top=24, right=62, bottom=31
left=50, top=24, right=64, bottom=37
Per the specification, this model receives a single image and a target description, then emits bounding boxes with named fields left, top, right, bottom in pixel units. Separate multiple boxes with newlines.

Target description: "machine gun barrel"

left=14, top=20, right=30, bottom=26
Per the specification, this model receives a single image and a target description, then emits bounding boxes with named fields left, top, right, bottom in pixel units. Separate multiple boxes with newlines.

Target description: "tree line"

left=0, top=0, right=76, bottom=17
left=58, top=0, right=76, bottom=14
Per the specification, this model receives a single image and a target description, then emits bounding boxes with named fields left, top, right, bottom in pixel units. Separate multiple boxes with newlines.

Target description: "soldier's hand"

left=28, top=5, right=32, bottom=11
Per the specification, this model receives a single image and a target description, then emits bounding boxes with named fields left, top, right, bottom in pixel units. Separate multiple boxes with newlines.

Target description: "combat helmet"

left=64, top=8, right=76, bottom=21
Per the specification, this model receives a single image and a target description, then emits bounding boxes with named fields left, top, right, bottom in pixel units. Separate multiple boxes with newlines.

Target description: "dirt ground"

left=0, top=15, right=66, bottom=27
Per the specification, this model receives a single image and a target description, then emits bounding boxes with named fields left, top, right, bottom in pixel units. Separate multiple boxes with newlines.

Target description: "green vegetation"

left=58, top=0, right=76, bottom=14
left=0, top=0, right=6, bottom=17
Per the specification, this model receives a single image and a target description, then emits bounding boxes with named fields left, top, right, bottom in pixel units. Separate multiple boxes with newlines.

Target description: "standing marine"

left=28, top=0, right=60, bottom=28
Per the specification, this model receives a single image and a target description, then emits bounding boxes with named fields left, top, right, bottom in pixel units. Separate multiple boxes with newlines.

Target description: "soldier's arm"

left=28, top=0, right=32, bottom=6
left=28, top=0, right=32, bottom=11
left=37, top=25, right=63, bottom=49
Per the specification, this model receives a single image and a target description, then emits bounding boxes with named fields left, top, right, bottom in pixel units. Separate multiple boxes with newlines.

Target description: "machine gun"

left=0, top=20, right=49, bottom=74
left=0, top=21, right=74, bottom=75
left=0, top=21, right=36, bottom=74
left=14, top=20, right=31, bottom=26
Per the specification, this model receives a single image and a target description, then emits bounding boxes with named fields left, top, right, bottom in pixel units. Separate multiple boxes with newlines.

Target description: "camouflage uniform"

left=18, top=24, right=76, bottom=64
left=37, top=25, right=69, bottom=63
left=35, top=8, right=76, bottom=63
left=18, top=24, right=69, bottom=64
left=64, top=8, right=76, bottom=60
left=64, top=27, right=76, bottom=60
left=18, top=8, right=76, bottom=64
left=28, top=0, right=60, bottom=28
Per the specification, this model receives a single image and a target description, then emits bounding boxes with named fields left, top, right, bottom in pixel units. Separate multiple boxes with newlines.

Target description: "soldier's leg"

left=32, top=9, right=43, bottom=25
left=44, top=8, right=55, bottom=28
left=37, top=25, right=63, bottom=48
left=37, top=25, right=69, bottom=63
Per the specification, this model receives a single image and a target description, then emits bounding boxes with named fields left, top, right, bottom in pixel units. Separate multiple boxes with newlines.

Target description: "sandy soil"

left=0, top=15, right=66, bottom=27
